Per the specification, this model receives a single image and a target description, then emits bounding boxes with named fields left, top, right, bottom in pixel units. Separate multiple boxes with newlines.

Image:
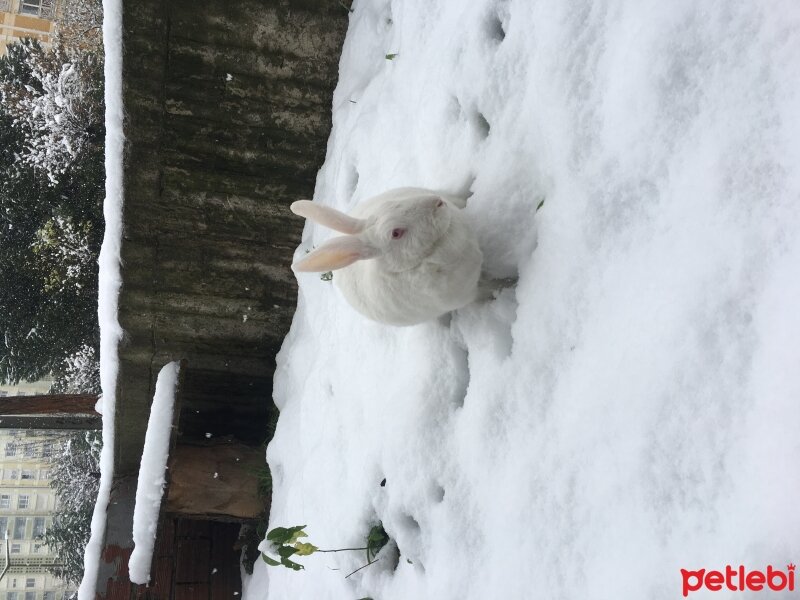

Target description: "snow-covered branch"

left=0, top=40, right=103, bottom=185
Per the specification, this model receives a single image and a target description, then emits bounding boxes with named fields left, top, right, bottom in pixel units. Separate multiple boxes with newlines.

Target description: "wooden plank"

left=0, top=394, right=97, bottom=414
left=176, top=518, right=211, bottom=539
left=175, top=583, right=210, bottom=600
left=210, top=522, right=241, bottom=599
left=175, top=538, right=211, bottom=584
left=148, top=556, right=175, bottom=599
left=166, top=443, right=264, bottom=519
left=154, top=518, right=175, bottom=557
left=105, top=578, right=134, bottom=600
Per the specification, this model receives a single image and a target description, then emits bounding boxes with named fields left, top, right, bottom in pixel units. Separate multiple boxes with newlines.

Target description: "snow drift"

left=258, top=0, right=800, bottom=598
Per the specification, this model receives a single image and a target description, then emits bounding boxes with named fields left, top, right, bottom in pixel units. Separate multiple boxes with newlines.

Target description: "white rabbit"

left=291, top=187, right=483, bottom=326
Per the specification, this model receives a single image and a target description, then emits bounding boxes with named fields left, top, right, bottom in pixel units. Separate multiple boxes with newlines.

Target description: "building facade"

left=0, top=380, right=53, bottom=398
left=0, top=0, right=61, bottom=55
left=0, top=429, right=70, bottom=600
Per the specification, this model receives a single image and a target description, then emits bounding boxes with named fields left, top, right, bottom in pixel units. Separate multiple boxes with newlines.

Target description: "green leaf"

left=288, top=530, right=308, bottom=544
left=267, top=524, right=307, bottom=544
left=267, top=526, right=290, bottom=543
left=536, top=198, right=545, bottom=211
left=385, top=53, right=399, bottom=60
left=261, top=553, right=280, bottom=567
left=294, top=542, right=319, bottom=556
left=320, top=271, right=333, bottom=282
left=366, top=523, right=389, bottom=560
left=281, top=556, right=305, bottom=571
left=367, top=525, right=388, bottom=545
left=278, top=545, right=299, bottom=558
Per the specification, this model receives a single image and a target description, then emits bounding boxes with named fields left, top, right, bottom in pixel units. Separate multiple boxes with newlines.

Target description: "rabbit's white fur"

left=292, top=187, right=483, bottom=326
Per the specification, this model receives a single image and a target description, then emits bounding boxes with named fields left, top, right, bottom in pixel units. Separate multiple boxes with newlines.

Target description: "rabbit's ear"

left=293, top=236, right=380, bottom=272
left=291, top=200, right=366, bottom=235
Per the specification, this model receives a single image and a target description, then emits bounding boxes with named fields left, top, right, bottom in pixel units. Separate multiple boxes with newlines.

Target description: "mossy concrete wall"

left=115, top=0, right=347, bottom=476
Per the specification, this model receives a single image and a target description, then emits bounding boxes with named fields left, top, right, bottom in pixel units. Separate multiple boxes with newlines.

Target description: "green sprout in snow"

left=262, top=523, right=389, bottom=578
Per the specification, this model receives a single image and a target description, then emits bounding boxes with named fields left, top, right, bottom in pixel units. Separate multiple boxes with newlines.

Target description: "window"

left=21, top=470, right=34, bottom=480
left=10, top=544, right=20, bottom=554
left=42, top=443, right=53, bottom=458
left=44, top=594, right=55, bottom=600
left=24, top=579, right=34, bottom=589
left=24, top=594, right=34, bottom=600
left=18, top=0, right=41, bottom=15
left=18, top=0, right=54, bottom=18
left=10, top=470, right=18, bottom=480
left=0, top=390, right=7, bottom=397
left=39, top=469, right=49, bottom=480
left=23, top=444, right=35, bottom=458
left=7, top=592, right=19, bottom=600
left=5, top=442, right=16, bottom=457
left=0, top=517, right=7, bottom=535
left=0, top=495, right=9, bottom=509
left=17, top=495, right=29, bottom=510
left=32, top=517, right=45, bottom=538
left=13, top=518, right=27, bottom=540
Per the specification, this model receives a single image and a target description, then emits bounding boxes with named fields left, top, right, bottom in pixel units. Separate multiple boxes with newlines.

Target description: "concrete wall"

left=115, top=0, right=348, bottom=475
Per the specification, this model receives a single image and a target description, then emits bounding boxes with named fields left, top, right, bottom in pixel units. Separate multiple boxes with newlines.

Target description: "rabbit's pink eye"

left=391, top=228, right=406, bottom=240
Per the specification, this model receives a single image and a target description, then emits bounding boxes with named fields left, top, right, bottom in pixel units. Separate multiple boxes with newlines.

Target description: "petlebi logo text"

left=681, top=564, right=795, bottom=597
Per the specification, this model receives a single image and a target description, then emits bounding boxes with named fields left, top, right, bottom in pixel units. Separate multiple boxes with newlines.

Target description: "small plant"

left=385, top=53, right=399, bottom=60
left=241, top=408, right=279, bottom=574
left=364, top=524, right=389, bottom=562
left=256, top=465, right=272, bottom=500
left=262, top=523, right=389, bottom=577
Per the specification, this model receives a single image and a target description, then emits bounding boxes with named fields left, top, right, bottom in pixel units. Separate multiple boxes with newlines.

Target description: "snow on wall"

left=246, top=1, right=800, bottom=599
left=77, top=0, right=124, bottom=597
left=128, top=362, right=180, bottom=585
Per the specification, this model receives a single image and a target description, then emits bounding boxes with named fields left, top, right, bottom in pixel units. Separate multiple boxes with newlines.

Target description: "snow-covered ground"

left=245, top=1, right=800, bottom=599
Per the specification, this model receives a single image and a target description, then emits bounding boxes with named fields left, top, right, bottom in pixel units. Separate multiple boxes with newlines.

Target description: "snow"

left=245, top=1, right=800, bottom=599
left=77, top=0, right=124, bottom=596
left=128, top=362, right=180, bottom=585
